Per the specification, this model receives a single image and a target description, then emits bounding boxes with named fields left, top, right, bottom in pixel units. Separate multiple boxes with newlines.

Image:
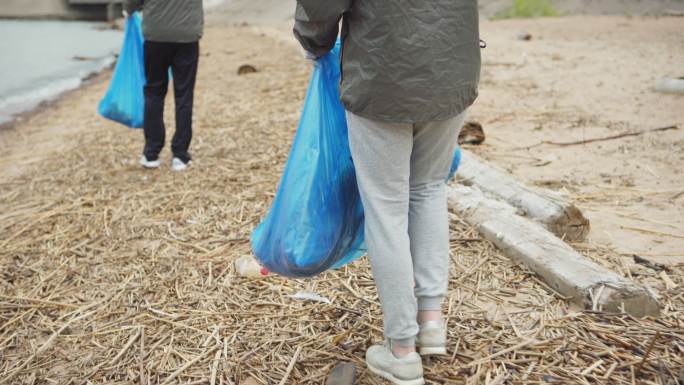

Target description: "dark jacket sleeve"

left=124, top=0, right=144, bottom=14
left=293, top=0, right=350, bottom=58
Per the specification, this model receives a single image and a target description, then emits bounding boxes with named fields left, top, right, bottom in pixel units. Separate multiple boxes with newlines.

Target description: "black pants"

left=143, top=41, right=199, bottom=163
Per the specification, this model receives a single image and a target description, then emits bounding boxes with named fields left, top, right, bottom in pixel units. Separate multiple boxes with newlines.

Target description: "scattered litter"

left=517, top=32, right=532, bottom=41
left=289, top=291, right=332, bottom=304
left=237, top=64, right=258, bottom=75
left=458, top=121, right=485, bottom=145
left=325, top=362, right=357, bottom=385
left=655, top=76, right=684, bottom=94
left=235, top=255, right=265, bottom=277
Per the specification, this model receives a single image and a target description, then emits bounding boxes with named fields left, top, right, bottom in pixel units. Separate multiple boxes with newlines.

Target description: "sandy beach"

left=471, top=16, right=684, bottom=263
left=0, top=2, right=682, bottom=384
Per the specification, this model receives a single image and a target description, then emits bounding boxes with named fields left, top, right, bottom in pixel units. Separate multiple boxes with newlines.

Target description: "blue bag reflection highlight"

left=251, top=41, right=366, bottom=278
left=98, top=12, right=145, bottom=128
left=252, top=40, right=464, bottom=278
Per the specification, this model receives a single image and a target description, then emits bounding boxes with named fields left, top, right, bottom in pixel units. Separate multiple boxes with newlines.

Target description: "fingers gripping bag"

left=251, top=41, right=366, bottom=278
left=98, top=12, right=145, bottom=128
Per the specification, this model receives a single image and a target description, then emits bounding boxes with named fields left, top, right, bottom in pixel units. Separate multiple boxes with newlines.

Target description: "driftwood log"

left=458, top=150, right=590, bottom=242
left=448, top=184, right=660, bottom=317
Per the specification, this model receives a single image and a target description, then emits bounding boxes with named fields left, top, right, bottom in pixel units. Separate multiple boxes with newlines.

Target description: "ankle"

left=418, top=310, right=443, bottom=324
left=391, top=343, right=416, bottom=358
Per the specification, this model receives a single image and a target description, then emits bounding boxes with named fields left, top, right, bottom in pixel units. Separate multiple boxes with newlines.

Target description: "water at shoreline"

left=0, top=20, right=122, bottom=124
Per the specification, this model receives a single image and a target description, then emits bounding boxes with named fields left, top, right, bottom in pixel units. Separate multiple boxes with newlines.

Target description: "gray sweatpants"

left=347, top=110, right=466, bottom=346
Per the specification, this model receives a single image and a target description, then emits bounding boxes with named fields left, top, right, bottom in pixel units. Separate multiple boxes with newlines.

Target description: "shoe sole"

left=171, top=160, right=191, bottom=171
left=366, top=361, right=425, bottom=385
left=418, top=346, right=447, bottom=356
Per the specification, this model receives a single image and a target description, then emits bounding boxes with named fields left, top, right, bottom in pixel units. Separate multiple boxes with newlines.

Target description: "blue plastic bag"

left=98, top=12, right=145, bottom=128
left=448, top=146, right=462, bottom=181
left=252, top=41, right=464, bottom=278
left=251, top=41, right=366, bottom=278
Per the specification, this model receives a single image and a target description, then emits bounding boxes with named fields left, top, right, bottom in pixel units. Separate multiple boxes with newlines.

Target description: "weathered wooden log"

left=458, top=150, right=590, bottom=241
left=448, top=184, right=660, bottom=317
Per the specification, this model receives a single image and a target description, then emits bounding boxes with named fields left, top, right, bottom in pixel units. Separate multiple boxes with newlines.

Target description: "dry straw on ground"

left=1, top=27, right=682, bottom=385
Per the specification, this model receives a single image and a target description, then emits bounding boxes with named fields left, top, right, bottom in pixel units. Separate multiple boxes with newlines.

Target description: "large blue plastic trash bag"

left=251, top=41, right=366, bottom=278
left=252, top=40, right=465, bottom=278
left=98, top=12, right=145, bottom=128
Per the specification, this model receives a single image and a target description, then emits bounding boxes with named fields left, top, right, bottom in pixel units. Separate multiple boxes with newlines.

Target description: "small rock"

left=237, top=64, right=258, bottom=75
left=517, top=32, right=532, bottom=41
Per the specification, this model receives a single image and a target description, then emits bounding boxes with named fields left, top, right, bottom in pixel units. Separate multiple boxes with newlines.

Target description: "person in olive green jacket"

left=294, top=1, right=481, bottom=384
left=124, top=0, right=204, bottom=171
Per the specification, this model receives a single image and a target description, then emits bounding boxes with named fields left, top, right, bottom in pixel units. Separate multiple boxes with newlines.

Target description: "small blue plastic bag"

left=448, top=146, right=462, bottom=181
left=98, top=12, right=145, bottom=128
left=251, top=41, right=366, bottom=278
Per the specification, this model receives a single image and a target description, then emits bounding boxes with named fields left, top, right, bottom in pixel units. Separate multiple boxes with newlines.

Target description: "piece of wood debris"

left=457, top=150, right=590, bottom=241
left=448, top=184, right=660, bottom=317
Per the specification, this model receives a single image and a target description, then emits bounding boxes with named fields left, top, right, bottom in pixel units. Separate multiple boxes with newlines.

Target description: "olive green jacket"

left=124, top=0, right=203, bottom=43
left=294, top=0, right=481, bottom=123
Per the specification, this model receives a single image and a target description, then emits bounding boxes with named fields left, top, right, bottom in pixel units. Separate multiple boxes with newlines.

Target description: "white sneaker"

left=171, top=157, right=191, bottom=171
left=417, top=321, right=447, bottom=356
left=139, top=155, right=160, bottom=169
left=365, top=342, right=425, bottom=385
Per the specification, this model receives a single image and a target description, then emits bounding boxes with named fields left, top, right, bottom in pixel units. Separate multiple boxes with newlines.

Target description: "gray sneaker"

left=416, top=321, right=447, bottom=356
left=365, top=342, right=425, bottom=385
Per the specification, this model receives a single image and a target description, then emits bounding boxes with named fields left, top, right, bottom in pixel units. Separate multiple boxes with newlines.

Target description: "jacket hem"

left=341, top=85, right=478, bottom=124
left=143, top=36, right=202, bottom=44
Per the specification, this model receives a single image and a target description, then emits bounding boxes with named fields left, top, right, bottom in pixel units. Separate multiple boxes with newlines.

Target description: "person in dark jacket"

left=294, top=1, right=480, bottom=384
left=124, top=0, right=204, bottom=171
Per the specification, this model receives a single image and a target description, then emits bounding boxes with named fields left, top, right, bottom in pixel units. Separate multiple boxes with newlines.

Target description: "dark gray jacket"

left=294, top=0, right=481, bottom=123
left=125, top=0, right=204, bottom=43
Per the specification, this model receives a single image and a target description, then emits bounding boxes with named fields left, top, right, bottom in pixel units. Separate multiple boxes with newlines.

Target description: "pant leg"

left=409, top=111, right=467, bottom=311
left=170, top=42, right=199, bottom=163
left=346, top=111, right=419, bottom=346
left=143, top=41, right=174, bottom=160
